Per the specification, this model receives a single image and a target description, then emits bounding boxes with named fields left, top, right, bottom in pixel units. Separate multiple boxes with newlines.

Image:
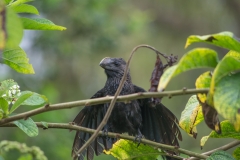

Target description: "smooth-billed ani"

left=72, top=57, right=182, bottom=160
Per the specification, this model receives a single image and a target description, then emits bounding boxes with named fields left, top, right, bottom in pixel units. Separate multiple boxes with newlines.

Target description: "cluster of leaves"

left=0, top=79, right=48, bottom=136
left=0, top=140, right=47, bottom=160
left=158, top=31, right=240, bottom=159
left=105, top=139, right=165, bottom=160
left=0, top=0, right=66, bottom=74
left=0, top=1, right=66, bottom=159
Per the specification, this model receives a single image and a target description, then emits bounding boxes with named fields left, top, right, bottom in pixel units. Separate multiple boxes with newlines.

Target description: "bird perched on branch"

left=72, top=57, right=182, bottom=160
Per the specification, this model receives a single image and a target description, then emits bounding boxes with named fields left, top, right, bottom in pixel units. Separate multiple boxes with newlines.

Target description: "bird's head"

left=99, top=57, right=129, bottom=78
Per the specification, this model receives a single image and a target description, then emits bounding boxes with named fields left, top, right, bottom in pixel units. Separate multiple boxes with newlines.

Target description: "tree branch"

left=0, top=88, right=209, bottom=126
left=188, top=140, right=240, bottom=160
left=2, top=122, right=208, bottom=159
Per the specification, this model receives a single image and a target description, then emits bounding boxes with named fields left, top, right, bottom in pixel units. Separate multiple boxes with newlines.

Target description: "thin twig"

left=0, top=88, right=209, bottom=125
left=2, top=122, right=208, bottom=159
left=188, top=140, right=240, bottom=160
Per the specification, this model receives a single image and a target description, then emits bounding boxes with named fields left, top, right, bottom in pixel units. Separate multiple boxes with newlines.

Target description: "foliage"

left=0, top=0, right=240, bottom=160
left=161, top=32, right=240, bottom=159
left=179, top=95, right=203, bottom=138
left=160, top=31, right=240, bottom=131
left=0, top=1, right=63, bottom=159
left=0, top=0, right=66, bottom=74
left=0, top=79, right=47, bottom=138
left=105, top=139, right=164, bottom=160
left=206, top=150, right=235, bottom=160
left=0, top=140, right=47, bottom=160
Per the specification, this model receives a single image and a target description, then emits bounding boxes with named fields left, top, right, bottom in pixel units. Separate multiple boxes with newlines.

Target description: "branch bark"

left=188, top=140, right=240, bottom=160
left=2, top=122, right=208, bottom=159
left=0, top=88, right=209, bottom=125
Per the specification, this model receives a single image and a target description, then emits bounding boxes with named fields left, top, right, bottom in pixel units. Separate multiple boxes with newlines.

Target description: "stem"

left=188, top=140, right=240, bottom=160
left=2, top=122, right=208, bottom=159
left=0, top=88, right=209, bottom=125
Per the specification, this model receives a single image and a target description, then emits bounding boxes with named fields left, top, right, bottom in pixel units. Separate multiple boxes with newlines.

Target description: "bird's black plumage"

left=72, top=57, right=182, bottom=160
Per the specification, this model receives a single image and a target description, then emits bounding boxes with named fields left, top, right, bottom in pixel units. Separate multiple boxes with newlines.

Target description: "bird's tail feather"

left=72, top=106, right=115, bottom=160
left=141, top=102, right=182, bottom=159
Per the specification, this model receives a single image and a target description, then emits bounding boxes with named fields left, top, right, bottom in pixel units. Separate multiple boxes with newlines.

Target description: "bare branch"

left=2, top=122, right=208, bottom=159
left=188, top=140, right=240, bottom=160
left=0, top=88, right=209, bottom=125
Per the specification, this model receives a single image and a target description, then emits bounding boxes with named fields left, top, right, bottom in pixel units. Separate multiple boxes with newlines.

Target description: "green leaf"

left=200, top=120, right=240, bottom=147
left=195, top=71, right=212, bottom=103
left=206, top=150, right=235, bottom=160
left=214, top=72, right=240, bottom=131
left=5, top=0, right=12, bottom=5
left=9, top=91, right=33, bottom=113
left=2, top=47, right=35, bottom=74
left=179, top=95, right=203, bottom=138
left=195, top=71, right=221, bottom=133
left=158, top=48, right=218, bottom=91
left=12, top=4, right=39, bottom=14
left=18, top=154, right=32, bottom=160
left=7, top=0, right=33, bottom=7
left=13, top=118, right=38, bottom=137
left=185, top=31, right=240, bottom=52
left=233, top=147, right=240, bottom=160
left=225, top=50, right=240, bottom=60
left=212, top=54, right=240, bottom=88
left=41, top=121, right=48, bottom=129
left=105, top=139, right=161, bottom=160
left=0, top=97, right=9, bottom=117
left=21, top=17, right=66, bottom=31
left=4, top=7, right=23, bottom=49
left=210, top=53, right=240, bottom=131
left=20, top=91, right=48, bottom=107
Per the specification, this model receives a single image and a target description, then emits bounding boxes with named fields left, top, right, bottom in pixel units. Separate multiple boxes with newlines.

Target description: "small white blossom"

left=12, top=85, right=18, bottom=89
left=2, top=94, right=6, bottom=97
left=8, top=90, right=12, bottom=97
left=12, top=101, right=15, bottom=104
left=12, top=90, right=16, bottom=95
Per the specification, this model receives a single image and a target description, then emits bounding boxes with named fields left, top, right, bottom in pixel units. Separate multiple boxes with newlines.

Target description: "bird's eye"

left=114, top=62, right=119, bottom=66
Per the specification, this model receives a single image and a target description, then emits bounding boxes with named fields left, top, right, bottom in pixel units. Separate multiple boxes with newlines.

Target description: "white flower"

left=12, top=90, right=16, bottom=95
left=2, top=94, right=6, bottom=97
left=12, top=85, right=18, bottom=89
left=8, top=90, right=12, bottom=97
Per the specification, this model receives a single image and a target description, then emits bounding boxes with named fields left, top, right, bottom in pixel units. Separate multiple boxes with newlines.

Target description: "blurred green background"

left=1, top=0, right=240, bottom=159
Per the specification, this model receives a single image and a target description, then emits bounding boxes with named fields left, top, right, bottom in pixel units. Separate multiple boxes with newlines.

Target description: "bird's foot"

left=134, top=130, right=144, bottom=147
left=102, top=125, right=111, bottom=140
left=103, top=128, right=108, bottom=137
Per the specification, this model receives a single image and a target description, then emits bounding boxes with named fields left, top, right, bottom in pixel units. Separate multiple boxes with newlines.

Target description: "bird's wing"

left=133, top=85, right=182, bottom=148
left=72, top=89, right=115, bottom=160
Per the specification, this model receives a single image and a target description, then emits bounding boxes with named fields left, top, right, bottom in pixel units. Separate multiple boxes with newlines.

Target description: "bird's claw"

left=103, top=129, right=108, bottom=137
left=134, top=134, right=143, bottom=147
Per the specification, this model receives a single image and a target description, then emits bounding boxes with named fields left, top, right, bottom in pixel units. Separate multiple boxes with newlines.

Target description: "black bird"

left=72, top=57, right=182, bottom=160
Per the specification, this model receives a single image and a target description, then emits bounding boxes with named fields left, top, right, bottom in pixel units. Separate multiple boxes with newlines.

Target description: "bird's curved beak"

left=99, top=57, right=111, bottom=69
